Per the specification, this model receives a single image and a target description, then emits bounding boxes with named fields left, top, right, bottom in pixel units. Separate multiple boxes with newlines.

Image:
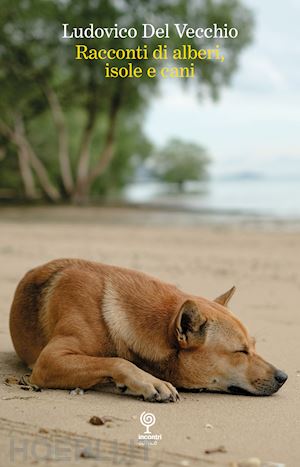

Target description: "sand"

left=0, top=206, right=299, bottom=467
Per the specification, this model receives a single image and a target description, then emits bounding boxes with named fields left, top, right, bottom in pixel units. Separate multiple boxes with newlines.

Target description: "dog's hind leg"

left=30, top=337, right=179, bottom=402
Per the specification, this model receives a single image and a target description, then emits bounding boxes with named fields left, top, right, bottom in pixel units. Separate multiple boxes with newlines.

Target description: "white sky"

left=144, top=0, right=300, bottom=177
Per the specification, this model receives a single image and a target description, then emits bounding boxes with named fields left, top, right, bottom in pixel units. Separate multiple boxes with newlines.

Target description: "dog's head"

left=170, top=287, right=287, bottom=396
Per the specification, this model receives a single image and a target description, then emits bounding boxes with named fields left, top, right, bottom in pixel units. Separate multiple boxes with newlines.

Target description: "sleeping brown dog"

left=9, top=259, right=287, bottom=402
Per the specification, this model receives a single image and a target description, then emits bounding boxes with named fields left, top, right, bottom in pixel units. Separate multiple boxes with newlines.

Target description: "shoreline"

left=1, top=203, right=300, bottom=231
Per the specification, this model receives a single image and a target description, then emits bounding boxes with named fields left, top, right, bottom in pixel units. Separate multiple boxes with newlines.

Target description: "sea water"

left=124, top=178, right=300, bottom=220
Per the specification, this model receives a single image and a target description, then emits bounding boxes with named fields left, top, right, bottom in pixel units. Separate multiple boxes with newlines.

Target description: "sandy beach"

left=0, top=206, right=299, bottom=466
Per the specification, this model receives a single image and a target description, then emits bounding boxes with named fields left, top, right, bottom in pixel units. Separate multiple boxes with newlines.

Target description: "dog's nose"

left=274, top=370, right=288, bottom=385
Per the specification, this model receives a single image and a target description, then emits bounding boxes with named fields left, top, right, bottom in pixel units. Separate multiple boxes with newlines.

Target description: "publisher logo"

left=140, top=412, right=156, bottom=434
left=138, top=412, right=162, bottom=446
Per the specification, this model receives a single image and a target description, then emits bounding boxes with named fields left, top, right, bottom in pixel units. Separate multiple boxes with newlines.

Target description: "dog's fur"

left=9, top=259, right=287, bottom=402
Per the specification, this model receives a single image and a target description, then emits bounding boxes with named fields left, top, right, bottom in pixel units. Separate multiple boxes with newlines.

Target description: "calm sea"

left=123, top=178, right=300, bottom=220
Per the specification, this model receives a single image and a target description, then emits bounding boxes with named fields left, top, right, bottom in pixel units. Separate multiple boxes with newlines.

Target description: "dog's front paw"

left=114, top=360, right=180, bottom=402
left=142, top=380, right=180, bottom=403
left=118, top=378, right=180, bottom=403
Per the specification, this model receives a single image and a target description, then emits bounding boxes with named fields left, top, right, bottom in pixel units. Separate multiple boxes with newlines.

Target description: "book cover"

left=0, top=1, right=298, bottom=466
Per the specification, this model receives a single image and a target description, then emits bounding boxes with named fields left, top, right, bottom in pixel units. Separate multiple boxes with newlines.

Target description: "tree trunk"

left=17, top=148, right=38, bottom=199
left=72, top=86, right=122, bottom=204
left=75, top=107, right=97, bottom=195
left=45, top=86, right=74, bottom=195
left=0, top=117, right=37, bottom=199
left=27, top=145, right=60, bottom=202
left=178, top=180, right=185, bottom=192
left=14, top=117, right=37, bottom=199
left=72, top=138, right=115, bottom=204
left=16, top=115, right=60, bottom=202
left=0, top=116, right=60, bottom=202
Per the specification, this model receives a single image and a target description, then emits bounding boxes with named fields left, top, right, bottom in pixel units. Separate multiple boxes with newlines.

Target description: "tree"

left=0, top=0, right=253, bottom=203
left=152, top=139, right=210, bottom=190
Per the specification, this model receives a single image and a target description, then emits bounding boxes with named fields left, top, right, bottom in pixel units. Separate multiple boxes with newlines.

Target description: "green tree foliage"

left=0, top=0, right=253, bottom=203
left=153, top=139, right=210, bottom=190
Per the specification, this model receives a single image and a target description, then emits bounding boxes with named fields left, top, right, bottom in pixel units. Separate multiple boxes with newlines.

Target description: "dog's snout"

left=274, top=369, right=288, bottom=386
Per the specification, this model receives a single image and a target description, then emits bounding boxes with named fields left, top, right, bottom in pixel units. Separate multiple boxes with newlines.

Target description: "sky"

left=144, top=0, right=300, bottom=178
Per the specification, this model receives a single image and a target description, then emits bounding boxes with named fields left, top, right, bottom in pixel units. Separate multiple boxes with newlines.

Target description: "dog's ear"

left=214, top=286, right=236, bottom=307
left=174, top=300, right=207, bottom=348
